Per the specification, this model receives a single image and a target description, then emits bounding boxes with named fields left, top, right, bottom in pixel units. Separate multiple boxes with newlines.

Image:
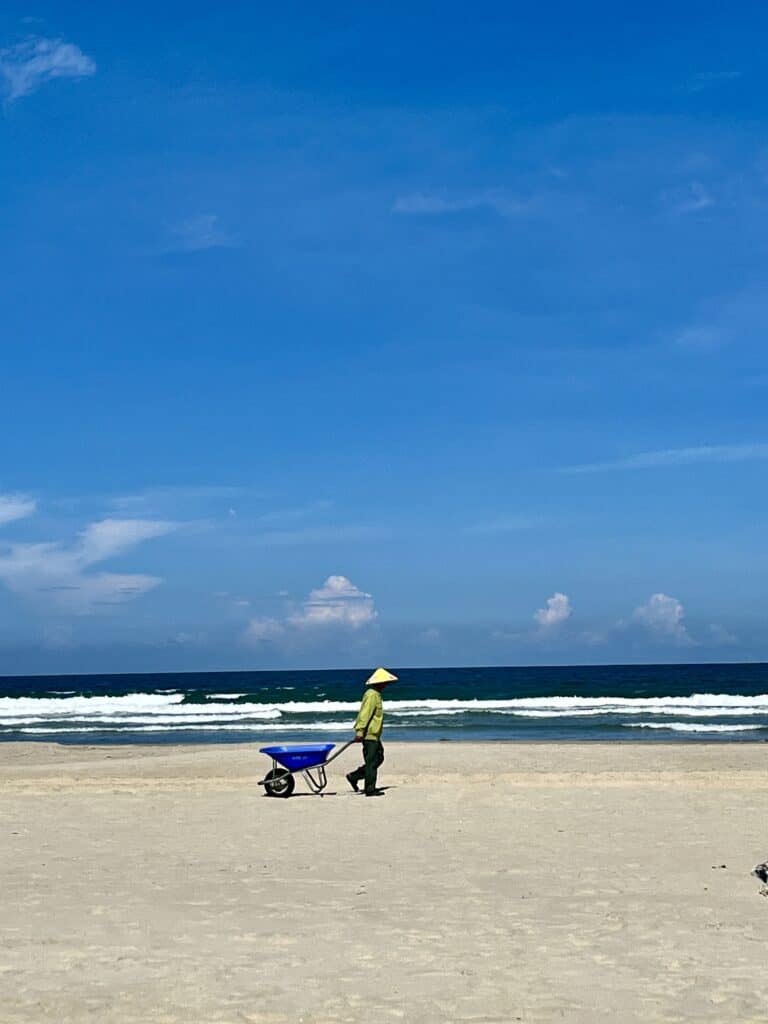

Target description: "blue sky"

left=2, top=2, right=768, bottom=673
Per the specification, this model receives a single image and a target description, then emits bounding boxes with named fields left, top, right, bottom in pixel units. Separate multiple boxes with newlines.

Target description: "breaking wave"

left=1, top=689, right=768, bottom=741
left=624, top=722, right=764, bottom=733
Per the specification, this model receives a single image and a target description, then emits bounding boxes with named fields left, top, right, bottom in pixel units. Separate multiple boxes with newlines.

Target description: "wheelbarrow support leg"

left=302, top=765, right=328, bottom=793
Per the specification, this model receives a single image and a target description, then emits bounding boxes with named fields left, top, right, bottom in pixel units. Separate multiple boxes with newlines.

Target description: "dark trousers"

left=348, top=739, right=384, bottom=793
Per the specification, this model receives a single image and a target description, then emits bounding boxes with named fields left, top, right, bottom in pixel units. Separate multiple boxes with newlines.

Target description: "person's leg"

left=347, top=753, right=366, bottom=786
left=364, top=740, right=384, bottom=793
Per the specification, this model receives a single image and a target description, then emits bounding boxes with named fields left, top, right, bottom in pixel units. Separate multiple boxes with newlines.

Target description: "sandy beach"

left=1, top=741, right=767, bottom=1023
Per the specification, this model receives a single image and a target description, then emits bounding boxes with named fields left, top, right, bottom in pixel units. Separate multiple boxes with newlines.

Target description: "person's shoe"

left=346, top=773, right=360, bottom=792
left=364, top=789, right=385, bottom=797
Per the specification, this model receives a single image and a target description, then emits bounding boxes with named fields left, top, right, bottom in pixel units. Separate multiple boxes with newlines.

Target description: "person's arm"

left=353, top=689, right=376, bottom=741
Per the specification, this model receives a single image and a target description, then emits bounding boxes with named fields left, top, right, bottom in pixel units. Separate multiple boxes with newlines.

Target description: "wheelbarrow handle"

left=323, top=738, right=357, bottom=766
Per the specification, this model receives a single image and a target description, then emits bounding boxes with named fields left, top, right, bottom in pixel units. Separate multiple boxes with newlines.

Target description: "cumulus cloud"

left=0, top=518, right=175, bottom=614
left=534, top=592, right=572, bottom=629
left=0, top=494, right=36, bottom=526
left=0, top=36, right=96, bottom=103
left=632, top=593, right=694, bottom=645
left=244, top=575, right=377, bottom=645
left=290, top=575, right=377, bottom=629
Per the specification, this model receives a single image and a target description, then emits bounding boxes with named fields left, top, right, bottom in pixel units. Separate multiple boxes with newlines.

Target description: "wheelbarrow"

left=257, top=740, right=356, bottom=797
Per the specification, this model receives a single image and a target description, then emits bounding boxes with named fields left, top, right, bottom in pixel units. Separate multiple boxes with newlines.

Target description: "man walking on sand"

left=346, top=668, right=398, bottom=797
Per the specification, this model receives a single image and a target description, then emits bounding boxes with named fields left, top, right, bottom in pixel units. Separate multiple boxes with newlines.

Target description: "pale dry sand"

left=1, top=741, right=768, bottom=1023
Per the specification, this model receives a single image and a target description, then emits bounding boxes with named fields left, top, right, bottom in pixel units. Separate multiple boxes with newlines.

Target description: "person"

left=346, top=667, right=398, bottom=797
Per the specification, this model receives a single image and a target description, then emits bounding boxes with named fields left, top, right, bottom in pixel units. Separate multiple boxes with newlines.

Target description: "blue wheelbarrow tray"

left=258, top=740, right=355, bottom=797
left=260, top=743, right=335, bottom=771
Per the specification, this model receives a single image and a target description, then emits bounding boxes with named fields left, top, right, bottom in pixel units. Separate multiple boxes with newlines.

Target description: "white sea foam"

left=498, top=706, right=768, bottom=718
left=10, top=721, right=356, bottom=735
left=389, top=709, right=467, bottom=717
left=625, top=722, right=764, bottom=733
left=0, top=710, right=283, bottom=727
left=0, top=693, right=186, bottom=716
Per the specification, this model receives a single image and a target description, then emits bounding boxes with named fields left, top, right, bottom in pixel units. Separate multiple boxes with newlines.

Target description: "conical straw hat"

left=365, top=667, right=398, bottom=687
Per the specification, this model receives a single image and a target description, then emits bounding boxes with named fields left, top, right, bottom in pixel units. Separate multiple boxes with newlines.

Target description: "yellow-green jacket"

left=354, top=687, right=384, bottom=741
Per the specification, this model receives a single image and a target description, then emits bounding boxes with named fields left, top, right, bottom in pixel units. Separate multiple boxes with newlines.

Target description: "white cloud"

left=244, top=574, right=377, bottom=645
left=77, top=519, right=174, bottom=563
left=393, top=191, right=526, bottom=218
left=674, top=326, right=727, bottom=350
left=632, top=593, right=693, bottom=645
left=688, top=70, right=742, bottom=92
left=534, top=592, right=572, bottom=629
left=291, top=575, right=376, bottom=629
left=0, top=518, right=175, bottom=614
left=244, top=617, right=286, bottom=643
left=663, top=181, right=715, bottom=215
left=707, top=623, right=739, bottom=647
left=0, top=494, right=36, bottom=526
left=464, top=517, right=538, bottom=535
left=166, top=631, right=207, bottom=647
left=110, top=485, right=246, bottom=510
left=166, top=214, right=233, bottom=253
left=562, top=443, right=768, bottom=474
left=0, top=36, right=96, bottom=103
left=251, top=525, right=387, bottom=546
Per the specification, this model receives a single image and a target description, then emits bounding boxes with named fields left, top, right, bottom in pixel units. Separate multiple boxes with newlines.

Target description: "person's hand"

left=354, top=734, right=364, bottom=742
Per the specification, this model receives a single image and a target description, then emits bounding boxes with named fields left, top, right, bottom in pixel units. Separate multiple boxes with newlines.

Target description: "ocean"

left=1, top=663, right=768, bottom=744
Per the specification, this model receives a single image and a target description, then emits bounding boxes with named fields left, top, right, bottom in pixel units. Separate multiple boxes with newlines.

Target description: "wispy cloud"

left=688, top=70, right=742, bottom=92
left=112, top=485, right=246, bottom=507
left=0, top=494, right=36, bottom=526
left=0, top=36, right=95, bottom=103
left=707, top=623, right=738, bottom=647
left=464, top=517, right=539, bottom=535
left=251, top=499, right=334, bottom=528
left=251, top=525, right=388, bottom=547
left=562, top=443, right=768, bottom=474
left=244, top=574, right=377, bottom=644
left=393, top=191, right=526, bottom=218
left=673, top=325, right=727, bottom=350
left=243, top=617, right=286, bottom=643
left=671, top=287, right=767, bottom=355
left=663, top=181, right=715, bottom=215
left=165, top=214, right=234, bottom=253
left=0, top=518, right=175, bottom=614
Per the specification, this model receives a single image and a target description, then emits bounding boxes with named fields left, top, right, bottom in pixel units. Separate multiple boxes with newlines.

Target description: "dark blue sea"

left=1, top=663, right=768, bottom=743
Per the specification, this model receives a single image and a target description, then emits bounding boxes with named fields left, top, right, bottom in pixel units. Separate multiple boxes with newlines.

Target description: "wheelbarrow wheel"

left=264, top=768, right=295, bottom=798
